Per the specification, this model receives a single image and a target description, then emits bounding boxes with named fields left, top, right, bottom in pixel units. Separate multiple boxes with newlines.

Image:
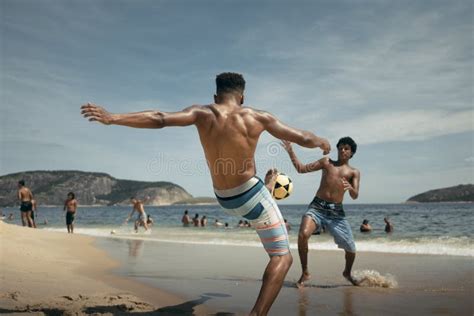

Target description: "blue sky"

left=1, top=0, right=472, bottom=203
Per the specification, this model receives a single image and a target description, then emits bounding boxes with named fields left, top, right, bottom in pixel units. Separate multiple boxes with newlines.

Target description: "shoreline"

left=0, top=221, right=213, bottom=315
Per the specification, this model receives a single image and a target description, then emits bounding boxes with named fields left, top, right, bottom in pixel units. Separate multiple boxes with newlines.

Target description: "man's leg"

left=297, top=215, right=316, bottom=288
left=71, top=222, right=74, bottom=234
left=26, top=211, right=34, bottom=228
left=250, top=253, right=293, bottom=316
left=343, top=251, right=359, bottom=285
left=21, top=212, right=27, bottom=226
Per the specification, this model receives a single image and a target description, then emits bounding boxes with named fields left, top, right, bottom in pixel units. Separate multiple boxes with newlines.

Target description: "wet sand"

left=100, top=237, right=473, bottom=315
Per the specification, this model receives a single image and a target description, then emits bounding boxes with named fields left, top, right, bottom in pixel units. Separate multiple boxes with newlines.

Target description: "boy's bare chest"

left=326, top=165, right=353, bottom=180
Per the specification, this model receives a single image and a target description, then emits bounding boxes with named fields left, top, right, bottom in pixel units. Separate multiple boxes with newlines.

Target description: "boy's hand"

left=280, top=140, right=292, bottom=152
left=81, top=103, right=113, bottom=125
left=341, top=178, right=352, bottom=191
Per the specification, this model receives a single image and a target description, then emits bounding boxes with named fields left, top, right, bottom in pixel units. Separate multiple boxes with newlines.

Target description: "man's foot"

left=296, top=272, right=311, bottom=289
left=343, top=271, right=359, bottom=286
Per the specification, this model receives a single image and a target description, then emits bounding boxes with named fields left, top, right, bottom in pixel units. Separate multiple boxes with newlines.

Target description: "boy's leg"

left=297, top=215, right=316, bottom=288
left=250, top=253, right=293, bottom=316
left=327, top=218, right=359, bottom=286
left=343, top=251, right=358, bottom=285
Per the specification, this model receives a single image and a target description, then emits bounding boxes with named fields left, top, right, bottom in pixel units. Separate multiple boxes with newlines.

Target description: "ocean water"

left=3, top=203, right=473, bottom=257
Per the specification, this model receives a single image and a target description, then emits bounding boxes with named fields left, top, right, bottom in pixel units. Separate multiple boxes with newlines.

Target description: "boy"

left=281, top=137, right=360, bottom=287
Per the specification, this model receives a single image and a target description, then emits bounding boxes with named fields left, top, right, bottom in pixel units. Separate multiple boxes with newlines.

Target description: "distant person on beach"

left=146, top=214, right=154, bottom=227
left=64, top=192, right=78, bottom=233
left=201, top=215, right=208, bottom=227
left=126, top=197, right=148, bottom=233
left=360, top=219, right=372, bottom=233
left=224, top=222, right=230, bottom=229
left=7, top=213, right=14, bottom=221
left=284, top=219, right=291, bottom=231
left=281, top=137, right=360, bottom=287
left=384, top=217, right=393, bottom=233
left=30, top=199, right=38, bottom=228
left=214, top=219, right=224, bottom=227
left=181, top=210, right=191, bottom=227
left=17, top=180, right=34, bottom=227
left=193, top=213, right=200, bottom=227
left=81, top=72, right=330, bottom=315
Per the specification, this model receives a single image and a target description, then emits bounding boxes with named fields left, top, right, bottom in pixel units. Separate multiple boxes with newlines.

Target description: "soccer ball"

left=272, top=173, right=293, bottom=200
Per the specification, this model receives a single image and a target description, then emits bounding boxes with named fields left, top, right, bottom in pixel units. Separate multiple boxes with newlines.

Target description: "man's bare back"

left=194, top=103, right=327, bottom=189
left=18, top=187, right=33, bottom=202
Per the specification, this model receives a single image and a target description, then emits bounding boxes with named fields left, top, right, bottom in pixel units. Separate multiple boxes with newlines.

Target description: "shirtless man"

left=17, top=180, right=34, bottom=227
left=126, top=197, right=148, bottom=232
left=81, top=72, right=330, bottom=315
left=181, top=210, right=191, bottom=227
left=281, top=137, right=360, bottom=287
left=63, top=192, right=78, bottom=233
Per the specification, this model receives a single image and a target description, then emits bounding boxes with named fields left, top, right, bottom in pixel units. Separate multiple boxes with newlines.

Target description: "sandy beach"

left=1, top=220, right=472, bottom=315
left=0, top=221, right=211, bottom=315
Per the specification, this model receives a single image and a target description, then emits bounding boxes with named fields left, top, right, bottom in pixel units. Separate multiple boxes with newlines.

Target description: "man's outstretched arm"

left=258, top=111, right=331, bottom=154
left=281, top=141, right=326, bottom=173
left=81, top=103, right=204, bottom=128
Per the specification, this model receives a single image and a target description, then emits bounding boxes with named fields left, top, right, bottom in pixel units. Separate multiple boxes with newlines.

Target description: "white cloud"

left=326, top=110, right=473, bottom=145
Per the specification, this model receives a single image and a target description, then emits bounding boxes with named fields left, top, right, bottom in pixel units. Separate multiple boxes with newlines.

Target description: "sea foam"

left=353, top=269, right=398, bottom=288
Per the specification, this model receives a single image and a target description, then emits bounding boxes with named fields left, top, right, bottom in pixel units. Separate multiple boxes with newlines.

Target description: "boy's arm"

left=63, top=200, right=67, bottom=211
left=258, top=111, right=330, bottom=154
left=342, top=169, right=360, bottom=199
left=281, top=141, right=326, bottom=173
left=81, top=103, right=205, bottom=128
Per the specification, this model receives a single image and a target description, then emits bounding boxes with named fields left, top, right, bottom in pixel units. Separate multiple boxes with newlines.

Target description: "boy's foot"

left=343, top=271, right=359, bottom=286
left=296, top=272, right=311, bottom=289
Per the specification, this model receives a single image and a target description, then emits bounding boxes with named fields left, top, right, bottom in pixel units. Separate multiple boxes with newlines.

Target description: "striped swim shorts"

left=214, top=176, right=290, bottom=257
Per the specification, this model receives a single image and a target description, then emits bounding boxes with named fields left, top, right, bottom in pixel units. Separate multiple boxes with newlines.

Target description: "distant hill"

left=0, top=170, right=193, bottom=207
left=407, top=184, right=474, bottom=203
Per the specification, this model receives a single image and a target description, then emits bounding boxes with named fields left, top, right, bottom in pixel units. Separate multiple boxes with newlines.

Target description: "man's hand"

left=81, top=103, right=113, bottom=125
left=264, top=168, right=279, bottom=193
left=318, top=138, right=331, bottom=155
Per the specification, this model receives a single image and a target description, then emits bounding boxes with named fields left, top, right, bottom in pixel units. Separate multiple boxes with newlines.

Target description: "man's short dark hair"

left=18, top=180, right=25, bottom=186
left=68, top=192, right=75, bottom=199
left=337, top=137, right=357, bottom=156
left=216, top=72, right=245, bottom=95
